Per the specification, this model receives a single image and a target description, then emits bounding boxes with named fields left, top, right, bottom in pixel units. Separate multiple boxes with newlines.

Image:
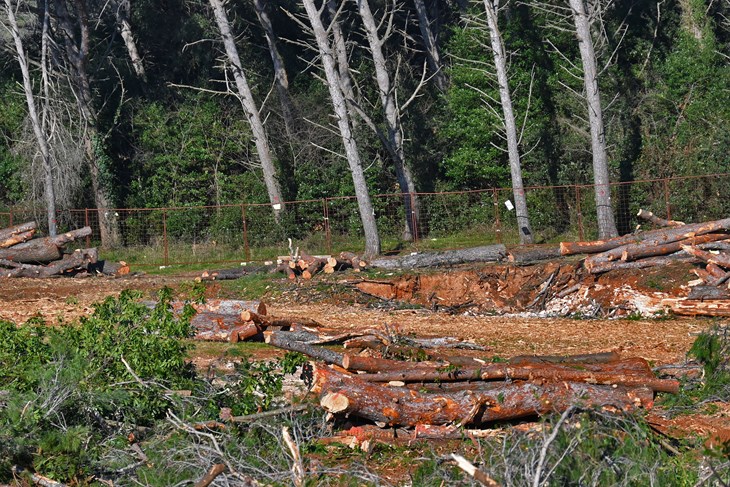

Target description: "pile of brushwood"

left=265, top=323, right=680, bottom=446
left=0, top=221, right=128, bottom=277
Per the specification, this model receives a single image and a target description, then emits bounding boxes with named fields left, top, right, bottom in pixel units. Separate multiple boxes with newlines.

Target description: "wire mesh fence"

left=2, top=173, right=729, bottom=266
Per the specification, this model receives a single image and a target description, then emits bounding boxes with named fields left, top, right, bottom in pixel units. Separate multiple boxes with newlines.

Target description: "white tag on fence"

left=504, top=200, right=514, bottom=211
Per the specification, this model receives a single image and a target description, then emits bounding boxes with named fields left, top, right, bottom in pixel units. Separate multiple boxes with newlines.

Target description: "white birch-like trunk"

left=4, top=0, right=57, bottom=236
left=483, top=0, right=533, bottom=243
left=209, top=0, right=284, bottom=218
left=413, top=0, right=447, bottom=91
left=355, top=0, right=419, bottom=241
left=253, top=0, right=297, bottom=136
left=116, top=0, right=146, bottom=81
left=302, top=0, right=381, bottom=257
left=326, top=0, right=357, bottom=104
left=569, top=0, right=617, bottom=239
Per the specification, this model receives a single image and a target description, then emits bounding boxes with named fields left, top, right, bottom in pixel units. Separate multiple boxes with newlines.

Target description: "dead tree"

left=568, top=0, right=617, bottom=239
left=3, top=0, right=57, bottom=236
left=114, top=0, right=146, bottom=82
left=413, top=0, right=447, bottom=91
left=209, top=0, right=285, bottom=219
left=354, top=0, right=420, bottom=241
left=302, top=0, right=381, bottom=257
left=482, top=0, right=533, bottom=243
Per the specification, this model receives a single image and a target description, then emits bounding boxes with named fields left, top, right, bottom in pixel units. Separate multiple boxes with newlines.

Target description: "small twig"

left=229, top=404, right=309, bottom=423
left=450, top=454, right=501, bottom=486
left=282, top=426, right=305, bottom=487
left=532, top=406, right=575, bottom=487
left=120, top=355, right=148, bottom=389
left=194, top=463, right=227, bottom=487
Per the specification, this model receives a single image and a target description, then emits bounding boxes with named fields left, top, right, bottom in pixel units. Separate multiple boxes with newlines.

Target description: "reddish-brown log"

left=560, top=218, right=730, bottom=256
left=508, top=351, right=620, bottom=365
left=617, top=234, right=730, bottom=263
left=190, top=312, right=253, bottom=341
left=636, top=209, right=685, bottom=228
left=0, top=229, right=35, bottom=249
left=315, top=366, right=654, bottom=427
left=0, top=226, right=92, bottom=263
left=586, top=253, right=698, bottom=274
left=681, top=245, right=730, bottom=269
left=706, top=263, right=726, bottom=278
left=0, top=221, right=36, bottom=242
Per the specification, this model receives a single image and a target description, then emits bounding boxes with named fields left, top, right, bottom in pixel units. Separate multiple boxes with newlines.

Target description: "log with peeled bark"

left=560, top=217, right=730, bottom=256
left=0, top=221, right=36, bottom=243
left=636, top=209, right=685, bottom=228
left=507, top=245, right=562, bottom=263
left=265, top=331, right=345, bottom=367
left=0, top=248, right=98, bottom=278
left=664, top=298, right=730, bottom=317
left=585, top=252, right=698, bottom=274
left=0, top=226, right=92, bottom=263
left=314, top=366, right=654, bottom=427
left=0, top=229, right=35, bottom=249
left=353, top=360, right=678, bottom=393
left=617, top=234, right=730, bottom=263
left=681, top=245, right=730, bottom=269
left=369, top=245, right=507, bottom=269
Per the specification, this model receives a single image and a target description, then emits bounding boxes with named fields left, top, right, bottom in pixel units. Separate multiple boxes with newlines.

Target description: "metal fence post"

left=323, top=198, right=332, bottom=255
left=663, top=178, right=672, bottom=220
left=410, top=192, right=419, bottom=244
left=84, top=208, right=91, bottom=248
left=575, top=185, right=584, bottom=241
left=162, top=209, right=169, bottom=266
left=241, top=204, right=250, bottom=261
left=492, top=189, right=502, bottom=244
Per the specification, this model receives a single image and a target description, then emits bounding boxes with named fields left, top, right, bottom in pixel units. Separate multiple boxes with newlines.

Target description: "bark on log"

left=617, top=234, right=730, bottom=263
left=315, top=366, right=654, bottom=427
left=507, top=245, right=562, bottom=263
left=370, top=245, right=507, bottom=269
left=698, top=242, right=730, bottom=252
left=687, top=286, right=730, bottom=300
left=586, top=253, right=698, bottom=274
left=190, top=312, right=260, bottom=342
left=339, top=251, right=366, bottom=270
left=0, top=221, right=36, bottom=242
left=508, top=351, right=621, bottom=365
left=353, top=360, right=678, bottom=393
left=265, top=331, right=345, bottom=367
left=189, top=299, right=266, bottom=316
left=636, top=209, right=685, bottom=227
left=667, top=299, right=730, bottom=317
left=0, top=227, right=92, bottom=263
left=1, top=248, right=98, bottom=278
left=561, top=217, right=730, bottom=255
left=0, top=229, right=35, bottom=249
left=681, top=245, right=730, bottom=269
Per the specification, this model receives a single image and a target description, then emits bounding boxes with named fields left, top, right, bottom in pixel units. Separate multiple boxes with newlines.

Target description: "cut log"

left=277, top=262, right=297, bottom=280
left=190, top=312, right=259, bottom=341
left=666, top=299, right=730, bottom=317
left=1, top=248, right=98, bottom=278
left=0, top=226, right=92, bottom=263
left=265, top=331, right=345, bottom=367
left=192, top=299, right=266, bottom=316
left=507, top=245, right=562, bottom=263
left=617, top=234, right=730, bottom=263
left=0, top=229, right=35, bottom=249
left=636, top=209, right=685, bottom=228
left=698, top=241, right=730, bottom=252
left=370, top=245, right=507, bottom=269
left=339, top=251, right=367, bottom=270
left=88, top=259, right=130, bottom=276
left=314, top=366, right=654, bottom=427
left=508, top=351, right=621, bottom=365
left=560, top=217, right=730, bottom=256
left=228, top=322, right=262, bottom=343
left=681, top=245, right=730, bottom=269
left=586, top=253, right=698, bottom=274
left=353, top=360, right=678, bottom=393
left=0, top=221, right=36, bottom=242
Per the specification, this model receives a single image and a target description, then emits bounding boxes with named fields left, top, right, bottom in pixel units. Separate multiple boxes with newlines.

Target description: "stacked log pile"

left=276, top=251, right=368, bottom=280
left=0, top=221, right=128, bottom=277
left=558, top=211, right=730, bottom=316
left=265, top=324, right=677, bottom=442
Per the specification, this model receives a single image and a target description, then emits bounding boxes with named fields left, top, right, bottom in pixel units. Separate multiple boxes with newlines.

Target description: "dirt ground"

left=0, top=271, right=717, bottom=365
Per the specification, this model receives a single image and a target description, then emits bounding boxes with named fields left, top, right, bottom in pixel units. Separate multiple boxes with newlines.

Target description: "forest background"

left=0, top=0, right=729, bottom=255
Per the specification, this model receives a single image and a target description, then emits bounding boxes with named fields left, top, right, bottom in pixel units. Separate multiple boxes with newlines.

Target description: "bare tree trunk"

left=355, top=0, right=419, bottom=242
left=413, top=0, right=447, bottom=91
left=209, top=0, right=285, bottom=218
left=4, top=0, right=57, bottom=236
left=326, top=0, right=357, bottom=105
left=569, top=0, right=617, bottom=239
left=483, top=0, right=533, bottom=244
left=253, top=0, right=297, bottom=137
left=302, top=0, right=381, bottom=257
left=53, top=0, right=120, bottom=247
left=115, top=0, right=146, bottom=81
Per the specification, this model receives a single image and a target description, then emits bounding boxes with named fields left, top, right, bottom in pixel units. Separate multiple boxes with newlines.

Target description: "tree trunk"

left=356, top=0, right=419, bottom=242
left=115, top=0, right=147, bottom=81
left=483, top=0, right=533, bottom=244
left=413, top=0, right=447, bottom=91
left=303, top=0, right=381, bottom=257
left=369, top=244, right=506, bottom=269
left=326, top=0, right=357, bottom=106
left=0, top=227, right=92, bottom=263
left=4, top=0, right=57, bottom=236
left=569, top=0, right=617, bottom=239
left=0, top=247, right=98, bottom=277
left=209, top=0, right=285, bottom=219
left=253, top=0, right=297, bottom=137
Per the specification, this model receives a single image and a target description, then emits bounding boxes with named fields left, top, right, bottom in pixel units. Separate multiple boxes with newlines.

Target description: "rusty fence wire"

left=4, top=173, right=730, bottom=267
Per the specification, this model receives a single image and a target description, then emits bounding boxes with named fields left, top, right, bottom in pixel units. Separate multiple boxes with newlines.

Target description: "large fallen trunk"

left=0, top=229, right=35, bottom=249
left=0, top=227, right=92, bottom=263
left=507, top=245, right=562, bottom=263
left=314, top=366, right=654, bottom=427
left=585, top=252, right=698, bottom=274
left=619, top=234, right=730, bottom=262
left=0, top=248, right=98, bottom=278
left=560, top=218, right=730, bottom=256
left=369, top=245, right=507, bottom=269
left=636, top=209, right=684, bottom=228
left=265, top=331, right=345, bottom=367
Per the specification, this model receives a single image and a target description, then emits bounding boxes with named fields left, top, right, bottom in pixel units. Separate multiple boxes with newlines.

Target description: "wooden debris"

left=507, top=245, right=562, bottom=263
left=369, top=245, right=507, bottom=269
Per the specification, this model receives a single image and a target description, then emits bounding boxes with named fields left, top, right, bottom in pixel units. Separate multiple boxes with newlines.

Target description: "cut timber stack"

left=276, top=251, right=368, bottom=280
left=0, top=222, right=128, bottom=277
left=265, top=323, right=676, bottom=439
